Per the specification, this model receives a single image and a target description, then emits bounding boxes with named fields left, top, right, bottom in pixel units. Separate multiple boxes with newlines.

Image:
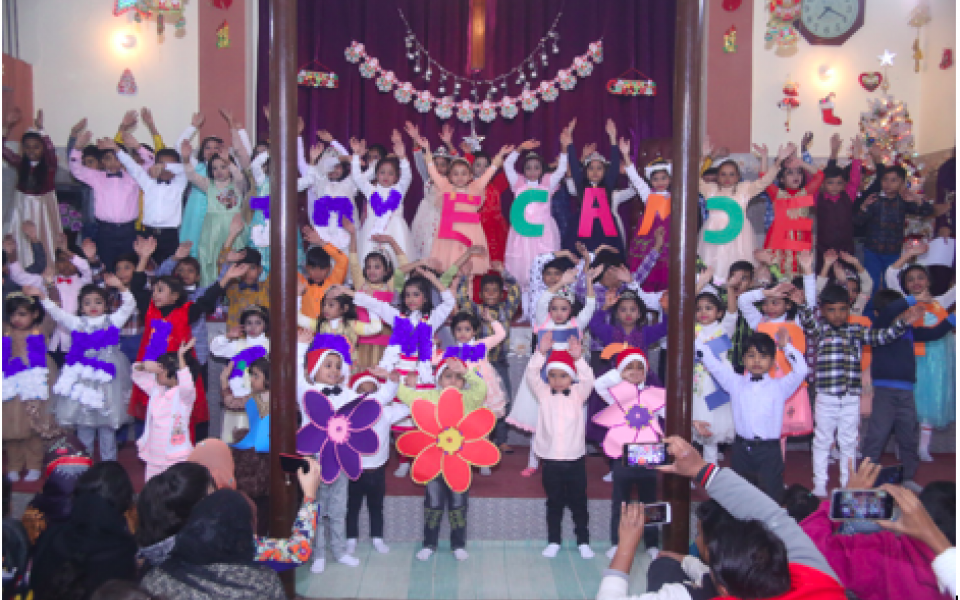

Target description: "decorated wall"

left=750, top=0, right=955, bottom=156
left=14, top=0, right=200, bottom=143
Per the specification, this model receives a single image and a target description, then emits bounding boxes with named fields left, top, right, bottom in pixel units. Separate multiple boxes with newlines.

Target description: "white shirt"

left=9, top=256, right=93, bottom=351
left=932, top=547, right=956, bottom=597
left=364, top=392, right=408, bottom=469
left=117, top=151, right=188, bottom=228
left=696, top=340, right=808, bottom=440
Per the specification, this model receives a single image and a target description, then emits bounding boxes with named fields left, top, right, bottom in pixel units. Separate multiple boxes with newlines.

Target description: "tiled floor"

left=296, top=540, right=653, bottom=600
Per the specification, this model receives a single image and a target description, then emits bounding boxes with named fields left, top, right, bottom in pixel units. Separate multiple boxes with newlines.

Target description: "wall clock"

left=799, top=0, right=865, bottom=46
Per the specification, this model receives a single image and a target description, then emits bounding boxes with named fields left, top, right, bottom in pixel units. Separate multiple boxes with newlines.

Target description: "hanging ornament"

left=212, top=0, right=233, bottom=8
left=858, top=71, right=883, bottom=92
left=606, top=68, right=657, bottom=96
left=557, top=68, right=577, bottom=91
left=298, top=60, right=339, bottom=89
left=424, top=67, right=432, bottom=81
left=117, top=68, right=138, bottom=95
left=499, top=96, right=519, bottom=120
left=359, top=57, right=379, bottom=78
left=878, top=50, right=895, bottom=92
left=376, top=70, right=398, bottom=92
left=521, top=89, right=539, bottom=112
left=552, top=41, right=560, bottom=54
left=541, top=52, right=549, bottom=66
left=538, top=80, right=559, bottom=102
left=778, top=77, right=800, bottom=132
left=394, top=82, right=415, bottom=104
left=463, top=119, right=485, bottom=150
left=940, top=48, right=953, bottom=70
left=501, top=80, right=508, bottom=90
left=574, top=55, right=594, bottom=77
left=722, top=0, right=742, bottom=10
left=457, top=100, right=475, bottom=123
left=345, top=41, right=365, bottom=63
left=764, top=0, right=801, bottom=51
left=216, top=20, right=229, bottom=49
left=909, top=4, right=931, bottom=73
left=723, top=25, right=738, bottom=53
left=414, top=90, right=434, bottom=113
left=413, top=59, right=421, bottom=74
left=438, top=85, right=446, bottom=94
left=819, top=93, right=841, bottom=126
left=478, top=99, right=498, bottom=124
left=588, top=41, right=603, bottom=63
left=434, top=96, right=454, bottom=120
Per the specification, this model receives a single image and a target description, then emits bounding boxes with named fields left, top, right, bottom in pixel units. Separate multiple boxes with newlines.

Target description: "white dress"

left=409, top=150, right=442, bottom=261
left=692, top=315, right=738, bottom=446
left=351, top=154, right=412, bottom=267
left=307, top=165, right=358, bottom=255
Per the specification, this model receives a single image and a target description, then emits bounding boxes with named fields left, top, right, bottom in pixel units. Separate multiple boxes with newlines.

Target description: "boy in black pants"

left=860, top=290, right=955, bottom=490
left=696, top=331, right=807, bottom=501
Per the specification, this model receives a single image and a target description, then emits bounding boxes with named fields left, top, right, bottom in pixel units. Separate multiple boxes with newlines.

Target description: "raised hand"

left=829, top=132, right=842, bottom=155
left=517, top=139, right=540, bottom=152
left=103, top=273, right=125, bottom=290
left=568, top=336, right=583, bottom=361
left=342, top=217, right=356, bottom=237
left=219, top=108, right=237, bottom=129
left=391, top=129, right=405, bottom=157
left=656, top=435, right=707, bottom=479
left=579, top=142, right=597, bottom=163
left=751, top=143, right=769, bottom=157
left=21, top=285, right=42, bottom=298
left=618, top=137, right=631, bottom=160
left=801, top=131, right=814, bottom=151
left=4, top=107, right=22, bottom=129
left=97, top=138, right=119, bottom=152
left=798, top=249, right=814, bottom=274
left=302, top=226, right=323, bottom=246
left=180, top=140, right=193, bottom=162
left=439, top=122, right=454, bottom=145
left=775, top=326, right=790, bottom=349
left=122, top=130, right=141, bottom=152
left=224, top=248, right=247, bottom=264
left=191, top=112, right=205, bottom=129
left=838, top=250, right=860, bottom=269
left=70, top=118, right=88, bottom=137
left=559, top=127, right=573, bottom=148
left=174, top=241, right=193, bottom=260
left=822, top=249, right=839, bottom=268
left=227, top=325, right=243, bottom=340
left=349, top=137, right=364, bottom=155
left=308, top=142, right=324, bottom=165
left=141, top=107, right=157, bottom=132
left=702, top=134, right=715, bottom=157
left=120, top=109, right=138, bottom=132
left=777, top=142, right=797, bottom=163
left=81, top=238, right=98, bottom=261
left=538, top=330, right=554, bottom=354
left=862, top=193, right=879, bottom=210
left=605, top=118, right=617, bottom=142
left=900, top=304, right=926, bottom=324
left=753, top=248, right=773, bottom=266
left=224, top=263, right=250, bottom=282
left=603, top=291, right=619, bottom=311
left=877, top=484, right=953, bottom=555
left=587, top=264, right=604, bottom=283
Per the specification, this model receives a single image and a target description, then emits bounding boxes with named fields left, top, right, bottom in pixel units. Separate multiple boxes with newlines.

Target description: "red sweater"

left=716, top=563, right=846, bottom=600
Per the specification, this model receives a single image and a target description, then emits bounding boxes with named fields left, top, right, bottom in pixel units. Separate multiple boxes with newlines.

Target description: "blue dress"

left=181, top=162, right=208, bottom=258
left=915, top=312, right=956, bottom=428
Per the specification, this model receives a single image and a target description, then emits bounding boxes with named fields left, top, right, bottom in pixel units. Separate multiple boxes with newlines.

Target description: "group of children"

left=2, top=106, right=955, bottom=569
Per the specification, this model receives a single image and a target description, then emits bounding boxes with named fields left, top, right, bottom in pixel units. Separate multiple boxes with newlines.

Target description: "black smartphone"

left=622, top=443, right=673, bottom=468
left=829, top=489, right=896, bottom=521
left=279, top=453, right=310, bottom=474
left=643, top=502, right=672, bottom=525
left=874, top=464, right=904, bottom=487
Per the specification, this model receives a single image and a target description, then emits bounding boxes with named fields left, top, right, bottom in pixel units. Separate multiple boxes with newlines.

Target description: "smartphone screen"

left=644, top=502, right=671, bottom=525
left=829, top=489, right=895, bottom=521
left=279, top=453, right=310, bottom=474
left=622, top=443, right=672, bottom=468
left=874, top=464, right=904, bottom=487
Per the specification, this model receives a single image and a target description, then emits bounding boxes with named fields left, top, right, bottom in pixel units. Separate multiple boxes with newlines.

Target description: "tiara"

left=582, top=151, right=609, bottom=166
left=644, top=158, right=673, bottom=179
left=5, top=291, right=34, bottom=304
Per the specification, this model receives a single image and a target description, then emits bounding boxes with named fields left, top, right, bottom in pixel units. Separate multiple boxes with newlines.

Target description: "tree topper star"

left=463, top=120, right=485, bottom=152
left=879, top=50, right=896, bottom=67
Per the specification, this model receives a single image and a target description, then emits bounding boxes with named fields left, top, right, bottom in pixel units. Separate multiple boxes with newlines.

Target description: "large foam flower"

left=396, top=388, right=500, bottom=493
left=591, top=383, right=666, bottom=459
left=296, top=390, right=382, bottom=484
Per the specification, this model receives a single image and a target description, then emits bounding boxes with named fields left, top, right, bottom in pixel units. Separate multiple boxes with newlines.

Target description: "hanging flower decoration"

left=345, top=40, right=603, bottom=121
left=591, top=383, right=666, bottom=459
left=59, top=204, right=83, bottom=232
left=456, top=100, right=475, bottom=123
left=499, top=97, right=518, bottom=120
left=296, top=390, right=382, bottom=484
left=478, top=99, right=497, bottom=123
left=393, top=82, right=414, bottom=104
left=557, top=69, right=577, bottom=91
left=414, top=90, right=433, bottom=113
left=396, top=388, right=501, bottom=493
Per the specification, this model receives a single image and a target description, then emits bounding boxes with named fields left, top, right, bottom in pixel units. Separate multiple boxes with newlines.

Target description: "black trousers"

left=731, top=436, right=784, bottom=502
left=610, top=463, right=659, bottom=549
left=647, top=556, right=718, bottom=600
left=423, top=478, right=468, bottom=550
left=95, top=219, right=136, bottom=273
left=491, top=358, right=513, bottom=445
left=346, top=464, right=387, bottom=539
left=140, top=226, right=180, bottom=266
left=541, top=457, right=589, bottom=546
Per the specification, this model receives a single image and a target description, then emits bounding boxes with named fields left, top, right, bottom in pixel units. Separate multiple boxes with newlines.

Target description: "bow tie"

left=106, top=172, right=123, bottom=179
left=750, top=374, right=764, bottom=382
left=56, top=276, right=74, bottom=284
left=238, top=282, right=260, bottom=292
left=551, top=389, right=572, bottom=396
left=158, top=179, right=172, bottom=185
left=322, top=386, right=343, bottom=396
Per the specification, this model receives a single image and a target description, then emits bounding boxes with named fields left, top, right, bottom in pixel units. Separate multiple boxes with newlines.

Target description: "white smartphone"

left=643, top=502, right=672, bottom=525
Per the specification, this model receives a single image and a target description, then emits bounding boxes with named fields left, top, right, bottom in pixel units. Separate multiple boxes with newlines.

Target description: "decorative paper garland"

left=345, top=40, right=603, bottom=122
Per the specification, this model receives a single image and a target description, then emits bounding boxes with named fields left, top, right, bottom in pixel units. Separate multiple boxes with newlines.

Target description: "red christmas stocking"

left=820, top=93, right=841, bottom=126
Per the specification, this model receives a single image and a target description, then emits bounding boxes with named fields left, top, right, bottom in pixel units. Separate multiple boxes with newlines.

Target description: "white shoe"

left=542, top=543, right=560, bottom=558
left=606, top=545, right=618, bottom=559
left=338, top=555, right=360, bottom=567
left=646, top=548, right=659, bottom=561
left=23, top=470, right=40, bottom=482
left=372, top=538, right=390, bottom=554
left=812, top=485, right=828, bottom=498
left=6, top=471, right=20, bottom=483
left=394, top=463, right=411, bottom=478
left=578, top=544, right=594, bottom=559
left=453, top=548, right=469, bottom=561
left=345, top=539, right=357, bottom=555
left=920, top=451, right=934, bottom=462
left=602, top=471, right=613, bottom=483
left=310, top=557, right=326, bottom=573
left=416, top=548, right=434, bottom=561
left=480, top=466, right=492, bottom=476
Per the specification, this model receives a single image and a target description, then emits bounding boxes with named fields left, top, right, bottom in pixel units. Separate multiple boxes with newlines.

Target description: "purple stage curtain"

left=256, top=0, right=676, bottom=223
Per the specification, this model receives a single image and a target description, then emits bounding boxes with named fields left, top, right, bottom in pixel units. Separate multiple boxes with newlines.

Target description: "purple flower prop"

left=250, top=196, right=270, bottom=219
left=389, top=317, right=432, bottom=359
left=369, top=189, right=402, bottom=218
left=296, top=390, right=382, bottom=483
left=313, top=195, right=355, bottom=228
left=308, top=333, right=353, bottom=366
left=143, top=320, right=173, bottom=362
left=59, top=204, right=69, bottom=216
left=64, top=327, right=120, bottom=378
left=229, top=346, right=268, bottom=380
left=443, top=343, right=486, bottom=363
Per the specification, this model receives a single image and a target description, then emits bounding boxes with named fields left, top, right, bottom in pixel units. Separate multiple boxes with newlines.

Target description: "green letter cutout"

left=702, top=196, right=744, bottom=245
left=510, top=188, right=548, bottom=238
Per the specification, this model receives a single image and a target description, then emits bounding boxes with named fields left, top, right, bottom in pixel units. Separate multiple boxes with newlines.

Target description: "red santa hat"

left=305, top=349, right=344, bottom=381
left=435, top=357, right=460, bottom=382
left=545, top=351, right=578, bottom=380
left=349, top=370, right=383, bottom=393
left=615, top=348, right=648, bottom=374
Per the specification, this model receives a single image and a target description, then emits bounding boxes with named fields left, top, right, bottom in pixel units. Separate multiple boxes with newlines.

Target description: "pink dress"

left=503, top=151, right=569, bottom=290
left=132, top=367, right=196, bottom=480
left=427, top=160, right=498, bottom=274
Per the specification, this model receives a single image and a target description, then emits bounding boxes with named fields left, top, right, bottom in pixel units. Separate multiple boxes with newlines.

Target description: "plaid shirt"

left=218, top=247, right=271, bottom=329
left=852, top=192, right=934, bottom=256
left=456, top=273, right=522, bottom=363
left=797, top=305, right=907, bottom=396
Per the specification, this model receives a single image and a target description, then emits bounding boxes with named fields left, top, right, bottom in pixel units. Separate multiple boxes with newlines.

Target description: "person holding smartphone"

left=799, top=457, right=956, bottom=600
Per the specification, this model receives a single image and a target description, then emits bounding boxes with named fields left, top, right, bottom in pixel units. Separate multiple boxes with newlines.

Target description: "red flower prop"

left=396, top=388, right=500, bottom=493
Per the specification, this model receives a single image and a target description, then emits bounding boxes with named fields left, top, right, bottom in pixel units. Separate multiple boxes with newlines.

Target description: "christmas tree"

left=858, top=95, right=924, bottom=192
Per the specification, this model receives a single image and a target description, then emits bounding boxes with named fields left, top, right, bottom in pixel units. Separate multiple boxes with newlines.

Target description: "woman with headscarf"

left=140, top=489, right=285, bottom=600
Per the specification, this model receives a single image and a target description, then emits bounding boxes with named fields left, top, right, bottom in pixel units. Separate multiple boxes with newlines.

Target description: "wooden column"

left=664, top=0, right=704, bottom=553
left=268, top=0, right=299, bottom=596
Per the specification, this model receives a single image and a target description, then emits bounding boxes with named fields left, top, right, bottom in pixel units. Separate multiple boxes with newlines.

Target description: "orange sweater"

left=297, top=243, right=349, bottom=320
